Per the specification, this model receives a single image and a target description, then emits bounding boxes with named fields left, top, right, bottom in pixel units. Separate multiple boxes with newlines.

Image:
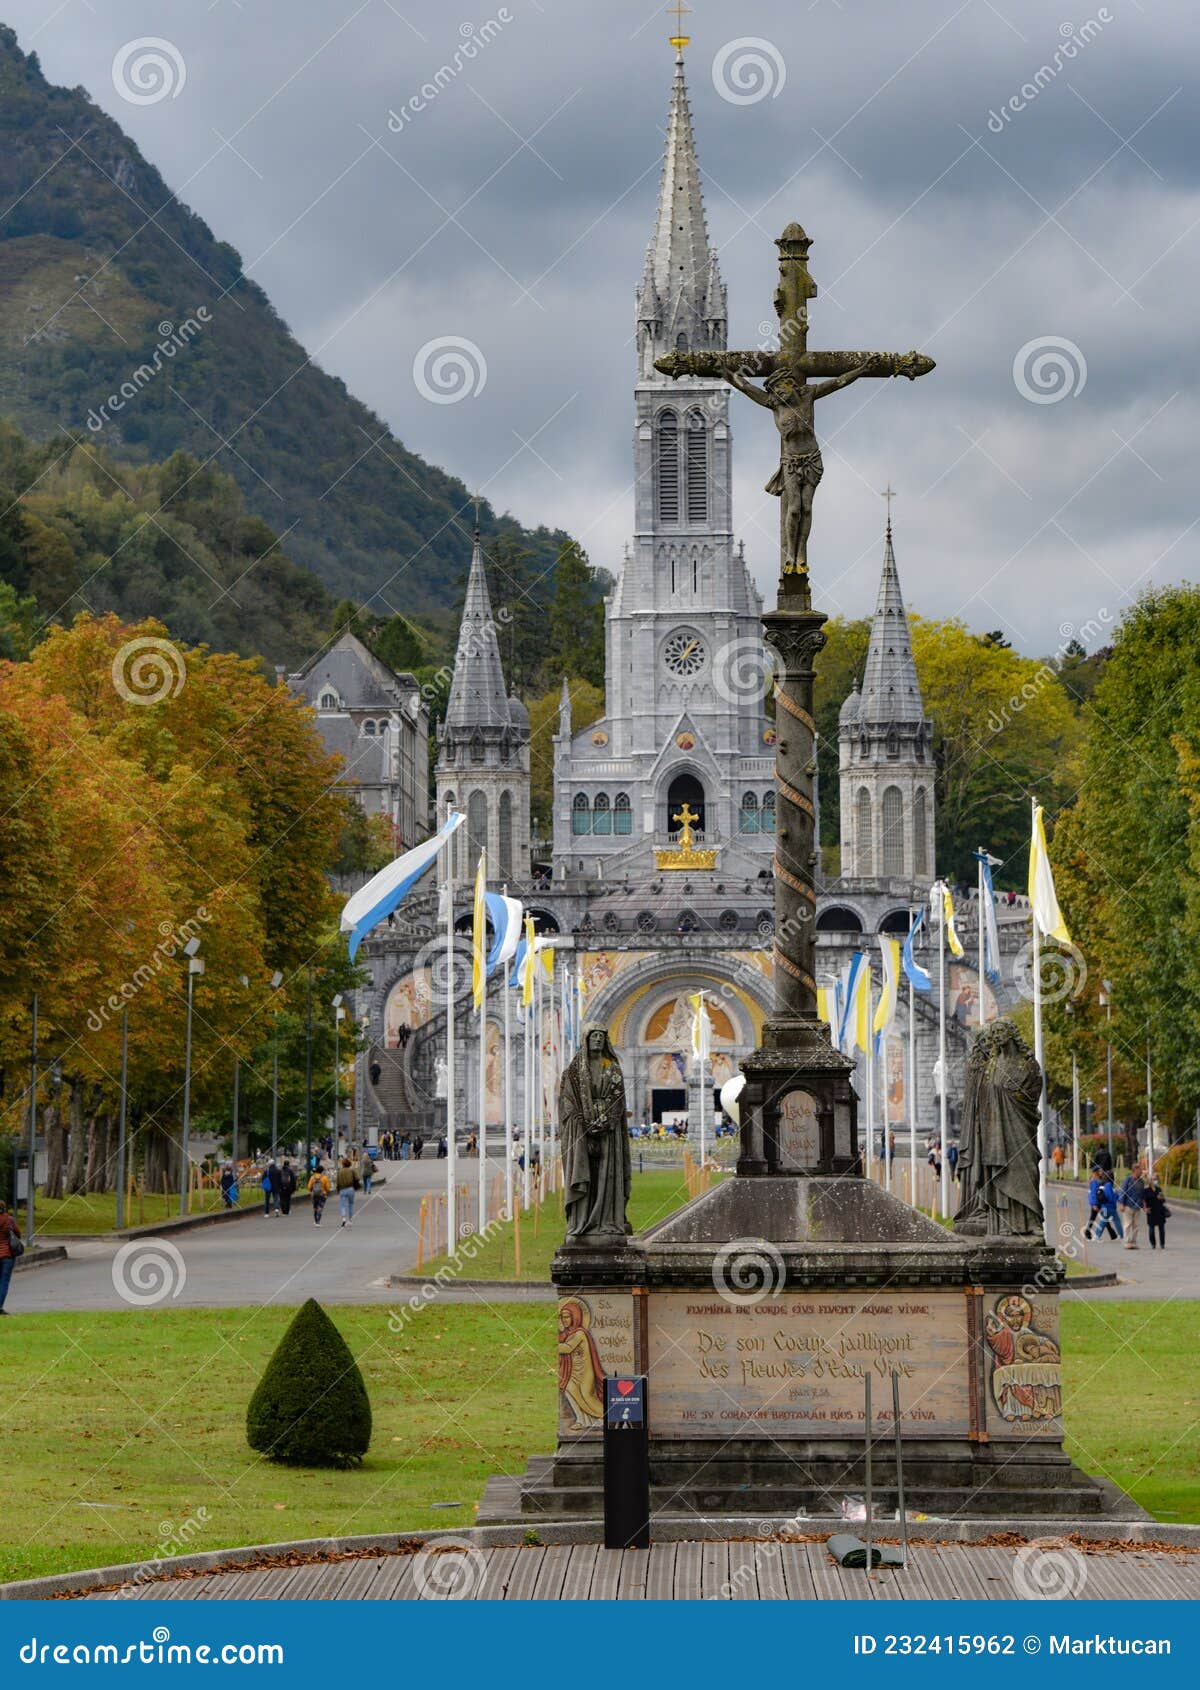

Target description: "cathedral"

left=351, top=47, right=1020, bottom=1145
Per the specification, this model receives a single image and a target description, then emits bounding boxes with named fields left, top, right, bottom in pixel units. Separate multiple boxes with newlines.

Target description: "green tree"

left=548, top=541, right=605, bottom=689
left=246, top=1298, right=372, bottom=1468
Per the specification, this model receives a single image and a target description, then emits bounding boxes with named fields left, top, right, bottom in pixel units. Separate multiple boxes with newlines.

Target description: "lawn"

left=0, top=1298, right=1195, bottom=1584
left=30, top=1185, right=263, bottom=1236
left=410, top=1168, right=706, bottom=1281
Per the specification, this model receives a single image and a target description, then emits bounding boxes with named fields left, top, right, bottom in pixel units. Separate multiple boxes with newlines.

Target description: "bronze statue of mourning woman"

left=954, top=1019, right=1045, bottom=1239
left=558, top=1024, right=632, bottom=1247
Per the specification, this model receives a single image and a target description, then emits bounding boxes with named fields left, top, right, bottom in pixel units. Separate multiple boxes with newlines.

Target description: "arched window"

left=855, top=787, right=873, bottom=877
left=886, top=727, right=900, bottom=759
left=686, top=409, right=708, bottom=523
left=444, top=792, right=457, bottom=873
left=363, top=719, right=376, bottom=736
left=676, top=332, right=689, bottom=351
left=572, top=793, right=591, bottom=836
left=666, top=771, right=705, bottom=836
left=913, top=787, right=929, bottom=879
left=470, top=729, right=484, bottom=764
left=319, top=691, right=337, bottom=710
left=656, top=409, right=679, bottom=524
left=762, top=791, right=776, bottom=834
left=881, top=785, right=904, bottom=876
left=498, top=790, right=513, bottom=880
left=467, top=789, right=488, bottom=867
left=613, top=792, right=632, bottom=835
left=739, top=792, right=760, bottom=834
left=592, top=792, right=612, bottom=836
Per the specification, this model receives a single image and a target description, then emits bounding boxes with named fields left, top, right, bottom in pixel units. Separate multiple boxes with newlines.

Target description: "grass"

left=410, top=1168, right=705, bottom=1282
left=0, top=1299, right=1195, bottom=1584
left=29, top=1184, right=263, bottom=1236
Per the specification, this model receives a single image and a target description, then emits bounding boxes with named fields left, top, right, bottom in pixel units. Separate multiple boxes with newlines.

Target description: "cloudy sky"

left=7, top=0, right=1197, bottom=653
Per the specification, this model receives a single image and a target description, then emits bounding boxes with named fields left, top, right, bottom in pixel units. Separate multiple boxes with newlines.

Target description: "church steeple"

left=444, top=525, right=511, bottom=732
left=636, top=41, right=726, bottom=377
left=857, top=515, right=925, bottom=727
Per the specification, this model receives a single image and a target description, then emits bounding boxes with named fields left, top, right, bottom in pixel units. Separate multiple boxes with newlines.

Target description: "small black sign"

left=604, top=1375, right=646, bottom=1429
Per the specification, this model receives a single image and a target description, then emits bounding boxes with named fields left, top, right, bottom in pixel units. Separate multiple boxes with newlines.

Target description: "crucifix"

left=666, top=0, right=692, bottom=51
left=672, top=801, right=700, bottom=849
left=656, top=225, right=935, bottom=1177
left=655, top=223, right=933, bottom=595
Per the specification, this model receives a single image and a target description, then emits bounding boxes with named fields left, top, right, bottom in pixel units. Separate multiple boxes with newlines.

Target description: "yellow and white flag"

left=873, top=935, right=900, bottom=1048
left=1029, top=802, right=1072, bottom=945
left=689, top=992, right=712, bottom=1064
left=471, top=848, right=487, bottom=1009
left=851, top=956, right=873, bottom=1055
left=933, top=880, right=964, bottom=958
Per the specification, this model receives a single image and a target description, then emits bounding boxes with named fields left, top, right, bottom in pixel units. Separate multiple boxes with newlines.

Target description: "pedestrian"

left=947, top=1141, right=959, bottom=1181
left=261, top=1159, right=279, bottom=1217
left=361, top=1155, right=374, bottom=1197
left=437, top=1137, right=447, bottom=1159
left=1051, top=1144, right=1065, bottom=1181
left=219, top=1163, right=236, bottom=1209
left=1094, top=1145, right=1114, bottom=1175
left=400, top=1132, right=411, bottom=1162
left=413, top=1135, right=425, bottom=1160
left=336, top=1156, right=360, bottom=1227
left=309, top=1165, right=330, bottom=1225
left=1144, top=1179, right=1170, bottom=1250
left=0, top=1199, right=24, bottom=1314
left=1118, top=1165, right=1146, bottom=1250
left=278, top=1160, right=296, bottom=1217
left=1093, top=1173, right=1124, bottom=1242
left=1084, top=1168, right=1102, bottom=1239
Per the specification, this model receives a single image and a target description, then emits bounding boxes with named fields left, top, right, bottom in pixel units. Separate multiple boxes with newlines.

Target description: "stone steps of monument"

left=547, top=1455, right=1081, bottom=1491
left=514, top=1480, right=1107, bottom=1520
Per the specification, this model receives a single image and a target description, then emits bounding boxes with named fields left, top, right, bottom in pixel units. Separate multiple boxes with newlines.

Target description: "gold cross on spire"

left=667, top=0, right=692, bottom=51
left=881, top=483, right=897, bottom=532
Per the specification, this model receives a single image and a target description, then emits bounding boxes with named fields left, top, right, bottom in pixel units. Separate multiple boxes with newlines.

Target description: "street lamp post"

left=181, top=938, right=203, bottom=1216
left=115, top=1007, right=129, bottom=1230
left=1099, top=979, right=1114, bottom=1161
left=26, top=993, right=38, bottom=1248
left=332, top=994, right=345, bottom=1156
left=269, top=971, right=283, bottom=1161
left=304, top=968, right=313, bottom=1173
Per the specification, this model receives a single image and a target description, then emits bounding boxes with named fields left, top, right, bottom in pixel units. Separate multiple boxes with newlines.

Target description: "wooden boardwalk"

left=86, top=1540, right=1199, bottom=1601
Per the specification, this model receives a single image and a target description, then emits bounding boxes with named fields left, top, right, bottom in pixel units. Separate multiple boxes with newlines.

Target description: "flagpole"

left=865, top=971, right=874, bottom=1186
left=523, top=984, right=533, bottom=1210
left=698, top=991, right=707, bottom=1167
left=880, top=1017, right=890, bottom=1191
left=976, top=847, right=986, bottom=1032
left=445, top=855, right=457, bottom=1255
left=503, top=952, right=513, bottom=1223
left=937, top=886, right=949, bottom=1220
left=1071, top=1051, right=1080, bottom=1182
left=478, top=964, right=487, bottom=1235
left=1030, top=797, right=1050, bottom=1246
left=907, top=906, right=917, bottom=1205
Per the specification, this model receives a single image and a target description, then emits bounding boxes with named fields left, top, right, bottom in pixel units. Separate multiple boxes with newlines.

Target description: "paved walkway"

left=9, top=1166, right=1198, bottom=1313
left=76, top=1539, right=1199, bottom=1601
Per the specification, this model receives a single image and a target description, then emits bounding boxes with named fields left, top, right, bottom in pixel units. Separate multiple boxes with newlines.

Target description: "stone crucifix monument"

left=487, top=224, right=1124, bottom=1530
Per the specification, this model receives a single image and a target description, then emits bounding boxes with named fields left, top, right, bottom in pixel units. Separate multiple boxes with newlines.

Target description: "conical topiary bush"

left=246, top=1297, right=372, bottom=1468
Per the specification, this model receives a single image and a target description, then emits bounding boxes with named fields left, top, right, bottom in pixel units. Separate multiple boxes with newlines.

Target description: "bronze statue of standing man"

left=559, top=1025, right=632, bottom=1245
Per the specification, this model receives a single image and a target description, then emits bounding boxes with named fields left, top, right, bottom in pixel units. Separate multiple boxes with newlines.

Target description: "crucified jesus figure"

left=726, top=363, right=868, bottom=578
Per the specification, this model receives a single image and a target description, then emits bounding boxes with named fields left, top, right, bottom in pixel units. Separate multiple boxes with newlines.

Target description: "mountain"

left=0, top=26, right=572, bottom=625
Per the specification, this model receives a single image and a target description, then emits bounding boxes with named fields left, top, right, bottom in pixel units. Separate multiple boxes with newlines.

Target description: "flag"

left=484, top=892, right=522, bottom=976
left=519, top=915, right=536, bottom=1009
left=689, top=992, right=712, bottom=1064
left=974, top=849, right=1003, bottom=984
left=933, top=880, right=964, bottom=958
left=873, top=935, right=900, bottom=1052
left=901, top=909, right=931, bottom=992
left=471, top=849, right=487, bottom=1009
left=1029, top=802, right=1072, bottom=945
left=849, top=954, right=873, bottom=1055
left=837, top=953, right=863, bottom=1052
left=340, top=811, right=464, bottom=959
left=817, top=982, right=836, bottom=1033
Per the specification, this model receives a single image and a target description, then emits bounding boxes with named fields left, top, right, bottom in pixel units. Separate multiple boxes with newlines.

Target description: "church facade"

left=349, top=48, right=1023, bottom=1147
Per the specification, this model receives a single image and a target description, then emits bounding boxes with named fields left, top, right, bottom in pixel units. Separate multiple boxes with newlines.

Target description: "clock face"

left=663, top=629, right=706, bottom=676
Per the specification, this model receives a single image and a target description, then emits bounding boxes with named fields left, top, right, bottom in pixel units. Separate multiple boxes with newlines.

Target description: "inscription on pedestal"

left=557, top=1291, right=635, bottom=1438
left=777, top=1088, right=820, bottom=1170
left=646, top=1289, right=971, bottom=1438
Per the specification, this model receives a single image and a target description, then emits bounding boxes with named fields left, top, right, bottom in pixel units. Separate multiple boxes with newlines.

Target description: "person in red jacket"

left=0, top=1200, right=24, bottom=1314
